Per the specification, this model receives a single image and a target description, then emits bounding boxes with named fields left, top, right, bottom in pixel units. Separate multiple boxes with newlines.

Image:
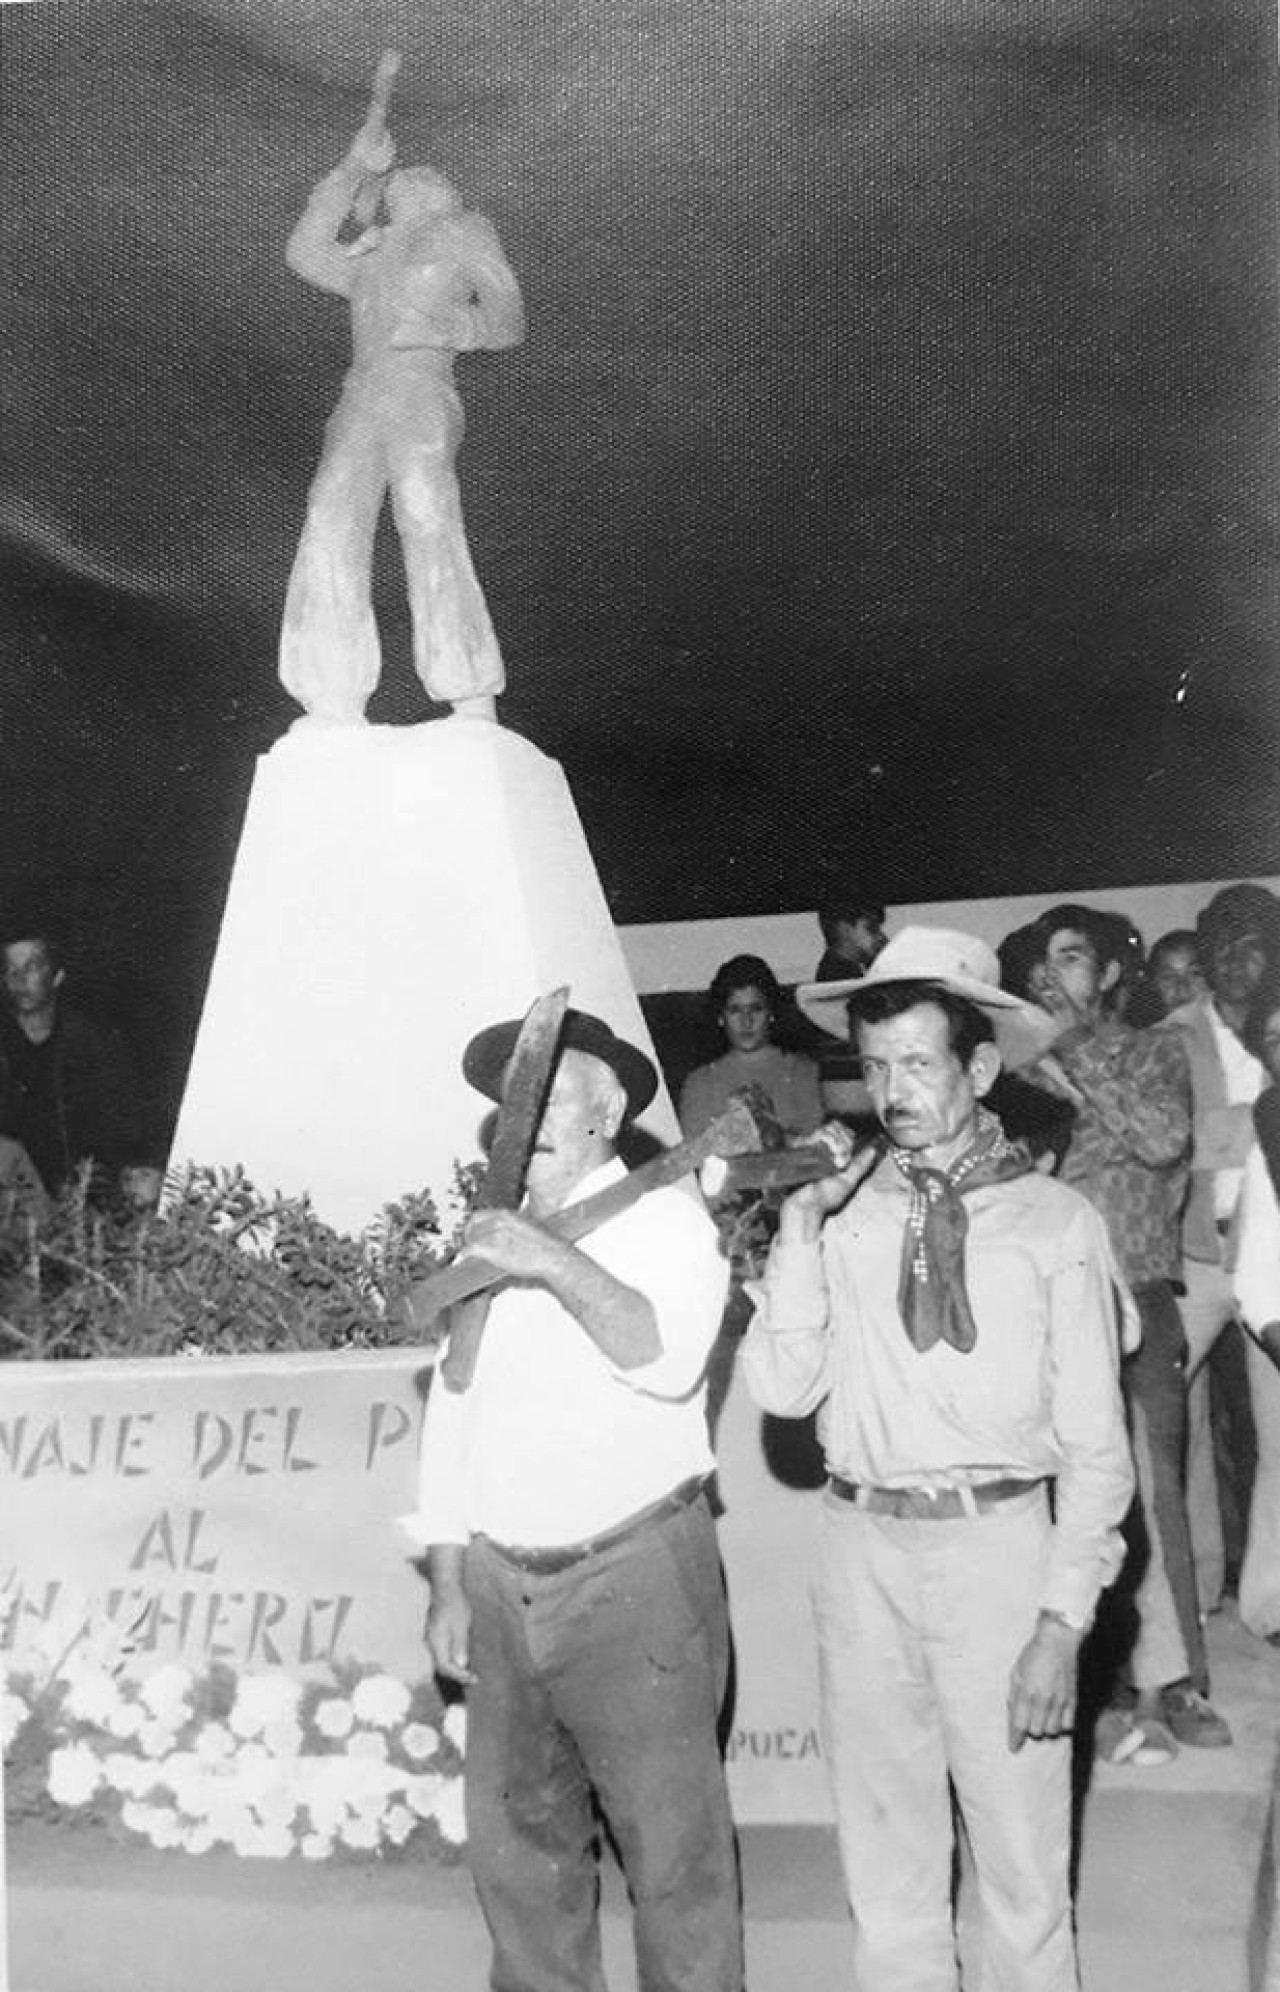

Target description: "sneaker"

left=1162, top=1683, right=1233, bottom=1748
left=1095, top=1708, right=1178, bottom=1767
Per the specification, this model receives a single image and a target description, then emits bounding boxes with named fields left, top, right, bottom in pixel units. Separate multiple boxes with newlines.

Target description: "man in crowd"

left=0, top=921, right=140, bottom=1198
left=408, top=1009, right=742, bottom=1992
left=1146, top=929, right=1208, bottom=1021
left=1161, top=884, right=1280, bottom=1643
left=812, top=889, right=889, bottom=1120
left=1024, top=904, right=1229, bottom=1758
left=745, top=929, right=1132, bottom=1992
left=814, top=891, right=888, bottom=984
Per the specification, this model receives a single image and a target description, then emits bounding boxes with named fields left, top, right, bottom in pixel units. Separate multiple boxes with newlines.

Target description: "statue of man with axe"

left=279, top=51, right=525, bottom=726
left=405, top=1004, right=744, bottom=1991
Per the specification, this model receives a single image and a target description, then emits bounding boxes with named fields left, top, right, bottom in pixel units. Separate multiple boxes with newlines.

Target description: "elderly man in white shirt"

left=409, top=1009, right=741, bottom=1992
left=743, top=930, right=1134, bottom=1992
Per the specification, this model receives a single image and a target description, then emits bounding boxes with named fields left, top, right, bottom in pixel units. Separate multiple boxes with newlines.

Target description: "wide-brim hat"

left=796, top=926, right=1059, bottom=1072
left=462, top=1007, right=659, bottom=1119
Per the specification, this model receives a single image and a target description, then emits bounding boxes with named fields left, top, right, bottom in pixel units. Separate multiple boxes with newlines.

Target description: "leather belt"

left=827, top=1474, right=1045, bottom=1520
left=480, top=1476, right=707, bottom=1576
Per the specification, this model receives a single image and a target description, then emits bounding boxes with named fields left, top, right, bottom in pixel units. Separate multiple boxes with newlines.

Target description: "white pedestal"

left=168, top=720, right=677, bottom=1233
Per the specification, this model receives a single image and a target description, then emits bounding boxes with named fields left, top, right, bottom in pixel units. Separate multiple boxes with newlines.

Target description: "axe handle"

left=415, top=1116, right=734, bottom=1333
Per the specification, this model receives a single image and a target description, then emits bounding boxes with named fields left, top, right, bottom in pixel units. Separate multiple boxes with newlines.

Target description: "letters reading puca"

left=279, top=51, right=525, bottom=726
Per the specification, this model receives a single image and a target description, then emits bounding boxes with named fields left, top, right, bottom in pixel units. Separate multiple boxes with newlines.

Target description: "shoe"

left=1162, top=1683, right=1233, bottom=1748
left=1096, top=1708, right=1178, bottom=1767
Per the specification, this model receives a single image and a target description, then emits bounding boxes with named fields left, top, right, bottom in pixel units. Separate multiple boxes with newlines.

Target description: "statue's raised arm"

left=285, top=52, right=401, bottom=298
left=279, top=52, right=524, bottom=727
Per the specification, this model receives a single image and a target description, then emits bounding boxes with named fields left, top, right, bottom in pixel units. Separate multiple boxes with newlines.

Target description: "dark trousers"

left=1125, top=1279, right=1209, bottom=1694
left=463, top=1497, right=744, bottom=1992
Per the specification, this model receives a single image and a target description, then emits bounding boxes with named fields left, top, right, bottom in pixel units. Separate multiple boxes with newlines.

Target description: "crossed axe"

left=401, top=989, right=841, bottom=1389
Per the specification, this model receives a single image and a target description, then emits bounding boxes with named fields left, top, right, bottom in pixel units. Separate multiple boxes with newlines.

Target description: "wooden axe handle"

left=411, top=1099, right=763, bottom=1334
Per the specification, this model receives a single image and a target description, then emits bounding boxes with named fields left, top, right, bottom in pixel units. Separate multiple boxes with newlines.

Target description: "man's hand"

left=426, top=1546, right=475, bottom=1686
left=1006, top=1613, right=1082, bottom=1751
left=1032, top=969, right=1096, bottom=1044
left=459, top=1207, right=563, bottom=1282
left=348, top=127, right=396, bottom=178
left=778, top=1123, right=880, bottom=1242
left=426, top=1593, right=475, bottom=1685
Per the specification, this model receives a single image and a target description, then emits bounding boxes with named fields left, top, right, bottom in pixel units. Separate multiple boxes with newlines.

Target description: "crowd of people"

left=564, top=875, right=1279, bottom=1989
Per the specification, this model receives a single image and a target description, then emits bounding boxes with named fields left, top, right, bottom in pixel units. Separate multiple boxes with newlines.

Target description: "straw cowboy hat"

left=796, top=926, right=1058, bottom=1072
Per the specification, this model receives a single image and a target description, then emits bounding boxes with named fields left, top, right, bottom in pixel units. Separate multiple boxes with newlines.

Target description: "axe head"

left=708, top=1097, right=768, bottom=1159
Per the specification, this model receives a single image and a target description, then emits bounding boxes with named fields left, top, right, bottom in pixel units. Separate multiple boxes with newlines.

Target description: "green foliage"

left=0, top=1161, right=483, bottom=1362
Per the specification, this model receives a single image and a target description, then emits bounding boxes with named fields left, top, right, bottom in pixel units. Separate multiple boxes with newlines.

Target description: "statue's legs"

left=388, top=417, right=505, bottom=709
left=279, top=400, right=387, bottom=724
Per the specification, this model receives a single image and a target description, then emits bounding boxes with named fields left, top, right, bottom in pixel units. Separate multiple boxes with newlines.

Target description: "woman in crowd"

left=679, top=955, right=821, bottom=1437
left=678, top=954, right=822, bottom=1141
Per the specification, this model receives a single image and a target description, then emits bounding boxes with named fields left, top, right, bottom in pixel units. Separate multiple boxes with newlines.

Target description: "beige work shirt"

left=742, top=1156, right=1134, bottom=1629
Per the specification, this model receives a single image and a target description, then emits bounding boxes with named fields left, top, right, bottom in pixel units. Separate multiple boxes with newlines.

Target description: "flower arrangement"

left=0, top=1159, right=484, bottom=1362
left=4, top=1624, right=467, bottom=1862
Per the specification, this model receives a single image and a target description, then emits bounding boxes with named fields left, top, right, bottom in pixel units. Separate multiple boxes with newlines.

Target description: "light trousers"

left=814, top=1486, right=1079, bottom=1992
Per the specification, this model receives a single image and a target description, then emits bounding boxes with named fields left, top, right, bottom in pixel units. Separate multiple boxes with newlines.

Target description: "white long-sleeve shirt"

left=741, top=1157, right=1134, bottom=1629
left=1234, top=1144, right=1280, bottom=1341
left=404, top=1159, right=726, bottom=1549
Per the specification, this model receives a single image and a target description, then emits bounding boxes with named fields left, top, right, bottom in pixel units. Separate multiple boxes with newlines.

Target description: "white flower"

left=203, top=1800, right=254, bottom=1848
left=62, top=1665, right=123, bottom=1727
left=351, top=1674, right=412, bottom=1729
left=229, top=1673, right=301, bottom=1739
left=441, top=1703, right=467, bottom=1752
left=139, top=1719, right=177, bottom=1759
left=300, top=1832, right=334, bottom=1860
left=183, top=1823, right=215, bottom=1854
left=384, top=1803, right=418, bottom=1848
left=161, top=1753, right=215, bottom=1812
left=404, top=1773, right=445, bottom=1820
left=145, top=1807, right=183, bottom=1850
left=261, top=1718, right=304, bottom=1759
left=304, top=1792, right=348, bottom=1838
left=48, top=1742, right=103, bottom=1807
left=346, top=1730, right=389, bottom=1762
left=1, top=1691, right=30, bottom=1747
left=194, top=1722, right=235, bottom=1763
left=252, top=1790, right=299, bottom=1834
left=338, top=1815, right=380, bottom=1851
left=312, top=1697, right=355, bottom=1740
left=101, top=1753, right=154, bottom=1798
left=435, top=1779, right=467, bottom=1845
left=234, top=1746, right=283, bottom=1805
left=120, top=1799, right=156, bottom=1837
left=104, top=1698, right=145, bottom=1740
left=400, top=1721, right=440, bottom=1763
left=139, top=1665, right=194, bottom=1720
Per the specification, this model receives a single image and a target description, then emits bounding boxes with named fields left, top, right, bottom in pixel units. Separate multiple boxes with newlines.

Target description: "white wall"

left=618, top=875, right=1280, bottom=994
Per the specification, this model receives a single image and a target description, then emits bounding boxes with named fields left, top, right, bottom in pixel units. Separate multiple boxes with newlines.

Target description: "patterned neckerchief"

left=888, top=1107, right=1032, bottom=1353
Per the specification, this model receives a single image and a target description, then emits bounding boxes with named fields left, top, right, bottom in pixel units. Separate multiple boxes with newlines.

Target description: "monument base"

left=168, top=719, right=676, bottom=1232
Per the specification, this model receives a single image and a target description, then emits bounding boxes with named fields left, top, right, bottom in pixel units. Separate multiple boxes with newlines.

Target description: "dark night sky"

left=1, top=0, right=1276, bottom=1126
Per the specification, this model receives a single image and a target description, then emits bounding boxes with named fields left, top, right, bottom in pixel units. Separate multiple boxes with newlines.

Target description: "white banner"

left=0, top=1350, right=430, bottom=1682
left=1, top=1346, right=831, bottom=1826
